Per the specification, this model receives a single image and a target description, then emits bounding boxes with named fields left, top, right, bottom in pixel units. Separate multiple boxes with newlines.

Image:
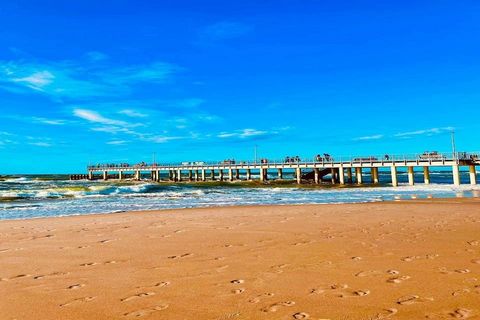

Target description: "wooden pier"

left=83, top=152, right=479, bottom=186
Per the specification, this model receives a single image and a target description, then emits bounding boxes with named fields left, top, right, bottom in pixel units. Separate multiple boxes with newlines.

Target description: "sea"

left=1, top=170, right=479, bottom=220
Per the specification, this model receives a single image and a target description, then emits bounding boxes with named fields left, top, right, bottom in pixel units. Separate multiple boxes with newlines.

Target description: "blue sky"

left=1, top=1, right=479, bottom=173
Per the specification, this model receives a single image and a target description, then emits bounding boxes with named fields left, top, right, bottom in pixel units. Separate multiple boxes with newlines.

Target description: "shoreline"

left=1, top=196, right=479, bottom=223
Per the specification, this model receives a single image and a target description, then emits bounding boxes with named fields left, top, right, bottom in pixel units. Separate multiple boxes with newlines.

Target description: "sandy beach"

left=1, top=199, right=479, bottom=319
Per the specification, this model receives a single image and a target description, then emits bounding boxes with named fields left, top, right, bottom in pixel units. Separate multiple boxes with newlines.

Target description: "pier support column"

left=211, top=170, right=215, bottom=181
left=390, top=166, right=398, bottom=187
left=331, top=168, right=336, bottom=184
left=296, top=167, right=302, bottom=184
left=314, top=168, right=320, bottom=184
left=339, top=166, right=345, bottom=185
left=246, top=169, right=251, bottom=180
left=346, top=168, right=352, bottom=183
left=194, top=170, right=199, bottom=181
left=201, top=170, right=206, bottom=181
left=177, top=169, right=182, bottom=182
left=88, top=171, right=93, bottom=180
left=371, top=168, right=379, bottom=184
left=259, top=168, right=265, bottom=182
left=119, top=171, right=123, bottom=180
left=408, top=166, right=415, bottom=186
left=235, top=169, right=240, bottom=180
left=188, top=170, right=193, bottom=181
left=135, top=170, right=140, bottom=181
left=103, top=171, right=108, bottom=181
left=423, top=166, right=430, bottom=185
left=355, top=167, right=362, bottom=184
left=219, top=170, right=224, bottom=181
left=469, top=165, right=477, bottom=185
left=452, top=165, right=460, bottom=186
left=228, top=168, right=233, bottom=181
left=277, top=168, right=283, bottom=180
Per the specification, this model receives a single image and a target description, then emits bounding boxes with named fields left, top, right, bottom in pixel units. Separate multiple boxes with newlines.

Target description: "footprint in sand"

left=167, top=253, right=193, bottom=259
left=270, top=264, right=289, bottom=274
left=98, top=238, right=117, bottom=244
left=136, top=281, right=170, bottom=289
left=261, top=301, right=295, bottom=312
left=248, top=293, right=275, bottom=303
left=355, top=270, right=383, bottom=277
left=230, top=279, right=244, bottom=284
left=371, top=308, right=398, bottom=319
left=401, top=254, right=439, bottom=262
left=439, top=267, right=471, bottom=274
left=387, top=275, right=411, bottom=284
left=293, top=312, right=310, bottom=319
left=338, top=289, right=371, bottom=298
left=427, top=308, right=475, bottom=319
left=215, top=265, right=229, bottom=272
left=121, top=292, right=156, bottom=302
left=67, top=284, right=85, bottom=290
left=310, top=283, right=370, bottom=298
left=467, top=240, right=479, bottom=246
left=449, top=308, right=474, bottom=319
left=123, top=304, right=168, bottom=317
left=80, top=262, right=98, bottom=267
left=396, top=295, right=434, bottom=305
left=232, top=288, right=245, bottom=294
left=60, top=296, right=96, bottom=307
left=3, top=274, right=32, bottom=281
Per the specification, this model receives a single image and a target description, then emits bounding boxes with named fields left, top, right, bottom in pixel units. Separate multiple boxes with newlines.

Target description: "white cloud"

left=118, top=109, right=148, bottom=118
left=218, top=128, right=270, bottom=139
left=73, top=108, right=130, bottom=126
left=394, top=127, right=454, bottom=138
left=353, top=134, right=384, bottom=141
left=12, top=70, right=54, bottom=91
left=0, top=58, right=179, bottom=99
left=29, top=141, right=52, bottom=147
left=107, top=140, right=127, bottom=145
left=30, top=117, right=66, bottom=125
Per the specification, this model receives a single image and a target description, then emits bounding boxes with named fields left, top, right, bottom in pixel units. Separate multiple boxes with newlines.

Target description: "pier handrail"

left=87, top=151, right=480, bottom=170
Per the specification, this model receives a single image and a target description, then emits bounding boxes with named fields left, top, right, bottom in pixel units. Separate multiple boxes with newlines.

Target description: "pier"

left=81, top=152, right=480, bottom=186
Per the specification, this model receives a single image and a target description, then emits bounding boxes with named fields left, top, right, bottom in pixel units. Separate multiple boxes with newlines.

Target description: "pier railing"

left=87, top=151, right=479, bottom=170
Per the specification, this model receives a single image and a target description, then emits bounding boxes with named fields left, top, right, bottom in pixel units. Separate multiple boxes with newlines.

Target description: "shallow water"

left=0, top=170, right=479, bottom=220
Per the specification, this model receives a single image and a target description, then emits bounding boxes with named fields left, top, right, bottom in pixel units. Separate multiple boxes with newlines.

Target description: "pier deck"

left=82, top=152, right=479, bottom=186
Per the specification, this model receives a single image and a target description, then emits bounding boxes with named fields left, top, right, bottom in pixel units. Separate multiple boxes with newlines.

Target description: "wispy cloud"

left=218, top=128, right=270, bottom=139
left=0, top=57, right=179, bottom=100
left=199, top=21, right=252, bottom=42
left=394, top=127, right=454, bottom=138
left=353, top=134, right=384, bottom=141
left=106, top=140, right=127, bottom=145
left=118, top=109, right=148, bottom=118
left=73, top=108, right=132, bottom=127
left=30, top=116, right=67, bottom=125
left=29, top=141, right=52, bottom=147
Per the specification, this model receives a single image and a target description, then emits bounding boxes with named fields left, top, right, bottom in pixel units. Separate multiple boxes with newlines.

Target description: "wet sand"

left=1, top=198, right=479, bottom=319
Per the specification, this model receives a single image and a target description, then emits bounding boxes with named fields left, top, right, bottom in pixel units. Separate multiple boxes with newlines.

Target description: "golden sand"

left=1, top=199, right=479, bottom=319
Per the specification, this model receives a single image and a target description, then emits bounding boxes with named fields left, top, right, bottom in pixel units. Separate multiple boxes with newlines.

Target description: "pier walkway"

left=82, top=152, right=480, bottom=186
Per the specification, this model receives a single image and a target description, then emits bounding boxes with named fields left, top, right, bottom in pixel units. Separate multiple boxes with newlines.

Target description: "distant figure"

left=384, top=154, right=390, bottom=160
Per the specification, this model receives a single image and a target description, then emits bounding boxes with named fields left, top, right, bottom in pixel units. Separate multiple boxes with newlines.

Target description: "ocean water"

left=0, top=170, right=479, bottom=220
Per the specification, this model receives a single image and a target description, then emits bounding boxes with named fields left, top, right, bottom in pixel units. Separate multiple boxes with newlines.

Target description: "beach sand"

left=1, top=199, right=479, bottom=319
